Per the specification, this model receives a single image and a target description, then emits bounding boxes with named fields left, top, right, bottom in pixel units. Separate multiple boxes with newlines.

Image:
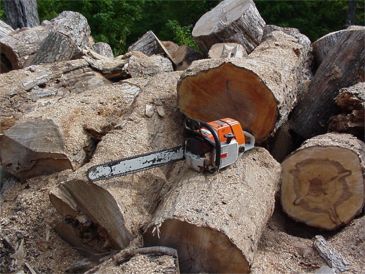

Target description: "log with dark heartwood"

left=144, top=147, right=281, bottom=273
left=177, top=28, right=311, bottom=143
left=3, top=0, right=40, bottom=29
left=0, top=81, right=141, bottom=179
left=290, top=29, right=364, bottom=140
left=328, top=82, right=364, bottom=140
left=192, top=0, right=266, bottom=54
left=281, top=133, right=365, bottom=230
left=0, top=59, right=110, bottom=133
left=0, top=11, right=91, bottom=72
left=49, top=72, right=185, bottom=254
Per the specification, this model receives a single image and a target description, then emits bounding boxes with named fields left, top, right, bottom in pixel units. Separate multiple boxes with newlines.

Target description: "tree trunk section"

left=192, top=0, right=265, bottom=54
left=92, top=42, right=114, bottom=58
left=144, top=148, right=280, bottom=273
left=0, top=20, right=13, bottom=39
left=312, top=26, right=365, bottom=67
left=0, top=59, right=110, bottom=133
left=328, top=82, right=364, bottom=140
left=281, top=133, right=365, bottom=230
left=50, top=72, right=185, bottom=253
left=177, top=29, right=311, bottom=143
left=169, top=45, right=202, bottom=71
left=208, top=43, right=247, bottom=59
left=0, top=11, right=91, bottom=72
left=0, top=81, right=139, bottom=179
left=3, top=0, right=40, bottom=29
left=290, top=29, right=364, bottom=139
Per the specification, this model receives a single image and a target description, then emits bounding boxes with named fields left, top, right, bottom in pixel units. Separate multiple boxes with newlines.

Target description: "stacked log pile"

left=0, top=0, right=364, bottom=273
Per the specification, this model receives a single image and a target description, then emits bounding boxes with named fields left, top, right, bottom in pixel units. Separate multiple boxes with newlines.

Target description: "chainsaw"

left=87, top=118, right=255, bottom=181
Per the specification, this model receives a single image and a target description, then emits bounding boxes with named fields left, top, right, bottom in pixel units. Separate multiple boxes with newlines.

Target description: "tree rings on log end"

left=144, top=219, right=249, bottom=273
left=177, top=61, right=277, bottom=143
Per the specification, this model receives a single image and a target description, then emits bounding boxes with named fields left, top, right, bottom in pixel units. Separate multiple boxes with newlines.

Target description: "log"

left=281, top=133, right=365, bottom=230
left=312, top=25, right=365, bottom=67
left=169, top=45, right=202, bottom=71
left=208, top=42, right=247, bottom=59
left=126, top=53, right=174, bottom=77
left=177, top=29, right=311, bottom=143
left=0, top=81, right=140, bottom=179
left=0, top=11, right=91, bottom=72
left=0, top=20, right=14, bottom=39
left=50, top=72, right=184, bottom=253
left=328, top=82, right=364, bottom=140
left=0, top=59, right=110, bottom=133
left=161, top=41, right=179, bottom=56
left=290, top=29, right=365, bottom=139
left=144, top=147, right=281, bottom=273
left=92, top=42, right=114, bottom=58
left=192, top=0, right=265, bottom=54
left=3, top=0, right=39, bottom=29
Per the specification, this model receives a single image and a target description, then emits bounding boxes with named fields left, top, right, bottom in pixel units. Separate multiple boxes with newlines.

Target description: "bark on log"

left=192, top=0, right=265, bottom=54
left=50, top=72, right=184, bottom=253
left=3, top=0, right=40, bottom=29
left=0, top=82, right=140, bottom=179
left=144, top=148, right=281, bottom=273
left=177, top=29, right=311, bottom=143
left=92, top=42, right=114, bottom=58
left=281, top=133, right=365, bottom=230
left=0, top=59, right=110, bottom=133
left=0, top=20, right=14, bottom=39
left=208, top=43, right=247, bottom=59
left=328, top=82, right=364, bottom=140
left=290, top=29, right=365, bottom=139
left=312, top=25, right=365, bottom=67
left=0, top=11, right=91, bottom=72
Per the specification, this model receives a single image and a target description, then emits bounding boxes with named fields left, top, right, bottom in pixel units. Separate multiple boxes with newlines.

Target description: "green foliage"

left=165, top=20, right=197, bottom=50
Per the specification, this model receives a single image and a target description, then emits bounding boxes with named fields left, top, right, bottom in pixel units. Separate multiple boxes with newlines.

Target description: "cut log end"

left=144, top=220, right=249, bottom=273
left=281, top=135, right=365, bottom=230
left=178, top=61, right=277, bottom=142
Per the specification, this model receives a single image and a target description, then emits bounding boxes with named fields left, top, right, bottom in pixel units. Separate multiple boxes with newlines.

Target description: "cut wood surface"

left=0, top=59, right=110, bottom=133
left=50, top=72, right=184, bottom=253
left=208, top=42, right=247, bottom=59
left=178, top=29, right=311, bottom=143
left=0, top=82, right=140, bottom=179
left=312, top=25, right=365, bottom=66
left=281, top=133, right=365, bottom=230
left=0, top=11, right=91, bottom=72
left=144, top=147, right=280, bottom=273
left=0, top=20, right=13, bottom=39
left=192, top=0, right=265, bottom=54
left=290, top=29, right=365, bottom=139
left=3, top=0, right=40, bottom=28
left=92, top=42, right=114, bottom=58
left=328, top=82, right=364, bottom=140
left=169, top=45, right=202, bottom=71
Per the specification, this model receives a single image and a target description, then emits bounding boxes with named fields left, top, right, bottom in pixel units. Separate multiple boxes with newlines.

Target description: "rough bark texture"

left=0, top=82, right=139, bottom=179
left=177, top=29, right=311, bottom=143
left=281, top=133, right=365, bottom=230
left=0, top=11, right=91, bottom=72
left=0, top=20, right=13, bottom=39
left=92, top=42, right=114, bottom=58
left=144, top=148, right=280, bottom=273
left=0, top=59, right=110, bottom=133
left=208, top=42, right=247, bottom=59
left=312, top=25, right=365, bottom=67
left=290, top=29, right=365, bottom=139
left=50, top=72, right=185, bottom=253
left=3, top=0, right=40, bottom=29
left=128, top=31, right=173, bottom=60
left=328, top=82, right=364, bottom=140
left=192, top=0, right=265, bottom=54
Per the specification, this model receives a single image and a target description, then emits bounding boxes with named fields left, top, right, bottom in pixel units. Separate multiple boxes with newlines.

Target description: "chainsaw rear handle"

left=243, top=130, right=255, bottom=152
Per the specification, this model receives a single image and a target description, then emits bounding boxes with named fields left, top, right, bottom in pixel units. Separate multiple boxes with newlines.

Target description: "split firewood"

left=3, top=0, right=39, bottom=29
left=281, top=133, right=365, bottom=230
left=208, top=43, right=247, bottom=59
left=312, top=25, right=365, bottom=67
left=290, top=29, right=364, bottom=139
left=50, top=72, right=184, bottom=253
left=92, top=42, right=114, bottom=58
left=0, top=81, right=141, bottom=179
left=169, top=45, right=202, bottom=70
left=328, top=82, right=364, bottom=140
left=144, top=147, right=280, bottom=273
left=161, top=41, right=179, bottom=56
left=313, top=235, right=350, bottom=272
left=0, top=11, right=91, bottom=72
left=128, top=30, right=173, bottom=60
left=177, top=29, right=311, bottom=143
left=192, top=0, right=266, bottom=54
left=0, top=59, right=110, bottom=133
left=0, top=20, right=13, bottom=39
